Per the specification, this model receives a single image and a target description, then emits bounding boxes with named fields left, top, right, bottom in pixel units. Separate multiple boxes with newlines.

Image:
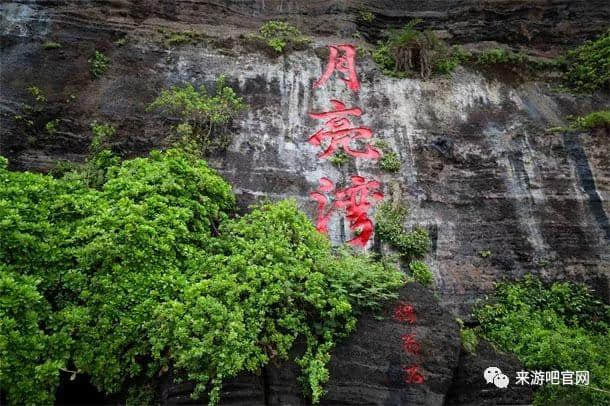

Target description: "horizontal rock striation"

left=0, top=1, right=608, bottom=404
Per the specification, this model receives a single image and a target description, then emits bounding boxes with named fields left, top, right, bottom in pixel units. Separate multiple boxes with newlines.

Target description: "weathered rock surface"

left=162, top=283, right=464, bottom=405
left=446, top=340, right=534, bottom=406
left=161, top=284, right=533, bottom=405
left=0, top=1, right=608, bottom=404
left=2, top=6, right=608, bottom=314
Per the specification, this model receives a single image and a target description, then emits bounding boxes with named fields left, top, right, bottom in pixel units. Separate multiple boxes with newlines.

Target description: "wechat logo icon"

left=484, top=366, right=509, bottom=388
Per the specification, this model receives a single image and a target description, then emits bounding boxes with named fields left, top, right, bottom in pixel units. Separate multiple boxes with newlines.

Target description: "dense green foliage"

left=474, top=276, right=610, bottom=405
left=564, top=31, right=609, bottom=93
left=375, top=201, right=433, bottom=287
left=0, top=150, right=405, bottom=405
left=248, top=21, right=311, bottom=54
left=148, top=76, right=247, bottom=155
left=88, top=50, right=110, bottom=79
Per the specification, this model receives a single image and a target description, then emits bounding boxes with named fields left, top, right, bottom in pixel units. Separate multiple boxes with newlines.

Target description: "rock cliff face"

left=1, top=1, right=609, bottom=404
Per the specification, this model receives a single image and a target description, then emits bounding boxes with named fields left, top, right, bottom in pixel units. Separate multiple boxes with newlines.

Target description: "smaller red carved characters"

left=309, top=175, right=384, bottom=247
left=308, top=100, right=380, bottom=160
left=393, top=302, right=416, bottom=324
left=401, top=333, right=421, bottom=355
left=313, top=44, right=360, bottom=91
left=403, top=365, right=425, bottom=384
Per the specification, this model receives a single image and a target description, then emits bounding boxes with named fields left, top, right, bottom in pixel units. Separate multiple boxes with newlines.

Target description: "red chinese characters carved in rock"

left=310, top=175, right=384, bottom=247
left=313, top=44, right=360, bottom=91
left=403, top=365, right=425, bottom=384
left=308, top=100, right=380, bottom=160
left=401, top=333, right=421, bottom=355
left=393, top=302, right=417, bottom=324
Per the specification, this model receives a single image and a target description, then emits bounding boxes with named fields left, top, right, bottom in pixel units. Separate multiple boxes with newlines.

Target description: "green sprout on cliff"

left=88, top=50, right=110, bottom=79
left=375, top=140, right=401, bottom=172
left=42, top=41, right=62, bottom=50
left=329, top=150, right=350, bottom=167
left=27, top=86, right=46, bottom=103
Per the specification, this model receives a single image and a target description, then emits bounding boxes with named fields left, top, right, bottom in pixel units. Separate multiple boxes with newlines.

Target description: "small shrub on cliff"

left=45, top=119, right=59, bottom=135
left=90, top=121, right=116, bottom=154
left=328, top=150, right=350, bottom=167
left=572, top=110, right=610, bottom=131
left=409, top=260, right=434, bottom=286
left=88, top=50, right=110, bottom=79
left=357, top=10, right=374, bottom=23
left=374, top=140, right=401, bottom=172
left=373, top=20, right=466, bottom=79
left=161, top=30, right=207, bottom=47
left=375, top=201, right=431, bottom=261
left=379, top=152, right=401, bottom=172
left=247, top=20, right=311, bottom=55
left=564, top=30, right=610, bottom=93
left=27, top=86, right=46, bottom=103
left=474, top=275, right=610, bottom=405
left=0, top=150, right=404, bottom=405
left=148, top=75, right=247, bottom=155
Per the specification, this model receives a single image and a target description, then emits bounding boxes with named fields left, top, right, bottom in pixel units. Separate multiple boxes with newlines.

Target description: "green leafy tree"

left=148, top=76, right=247, bottom=154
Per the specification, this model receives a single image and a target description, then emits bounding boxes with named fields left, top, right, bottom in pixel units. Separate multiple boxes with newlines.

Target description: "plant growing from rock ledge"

left=45, top=119, right=59, bottom=135
left=572, top=110, right=610, bottom=131
left=114, top=36, right=127, bottom=47
left=375, top=140, right=401, bottom=172
left=88, top=50, right=110, bottom=79
left=456, top=318, right=478, bottom=354
left=375, top=200, right=431, bottom=262
left=27, top=86, right=47, bottom=103
left=90, top=121, right=116, bottom=155
left=159, top=29, right=207, bottom=47
left=357, top=10, right=374, bottom=23
left=546, top=110, right=610, bottom=134
left=373, top=19, right=467, bottom=79
left=478, top=249, right=492, bottom=258
left=247, top=20, right=311, bottom=55
left=328, top=150, right=350, bottom=167
left=563, top=30, right=609, bottom=93
left=148, top=75, right=247, bottom=155
left=409, top=260, right=434, bottom=286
